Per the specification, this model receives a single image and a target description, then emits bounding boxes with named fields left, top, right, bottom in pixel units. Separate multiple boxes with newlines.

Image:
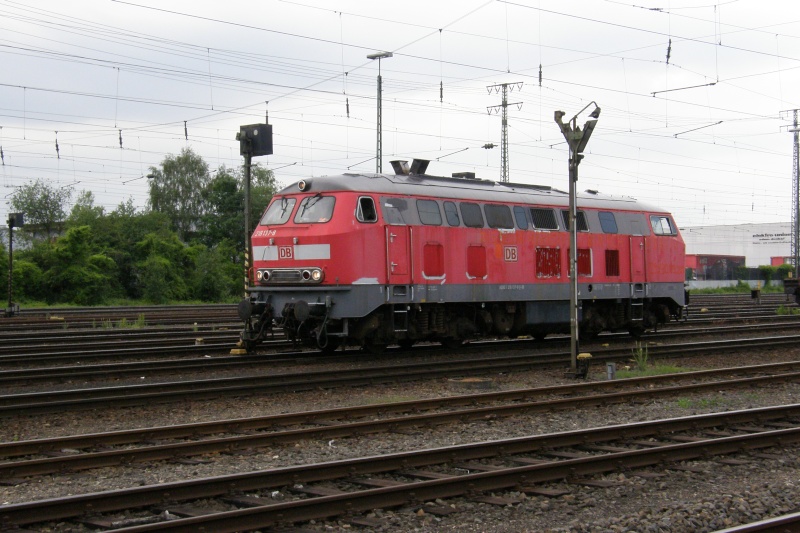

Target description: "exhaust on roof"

left=390, top=160, right=409, bottom=175
left=410, top=159, right=429, bottom=175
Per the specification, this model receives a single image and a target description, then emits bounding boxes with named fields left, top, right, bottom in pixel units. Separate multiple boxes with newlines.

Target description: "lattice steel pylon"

left=487, top=82, right=522, bottom=183
left=792, top=110, right=800, bottom=271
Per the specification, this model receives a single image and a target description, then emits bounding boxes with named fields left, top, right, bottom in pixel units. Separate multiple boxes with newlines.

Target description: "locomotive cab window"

left=417, top=199, right=443, bottom=226
left=356, top=196, right=377, bottom=223
left=561, top=210, right=589, bottom=231
left=444, top=201, right=460, bottom=226
left=261, top=197, right=297, bottom=225
left=484, top=204, right=514, bottom=229
left=460, top=202, right=484, bottom=228
left=295, top=195, right=335, bottom=224
left=513, top=206, right=529, bottom=229
left=530, top=208, right=558, bottom=230
left=598, top=211, right=618, bottom=234
left=650, top=215, right=677, bottom=236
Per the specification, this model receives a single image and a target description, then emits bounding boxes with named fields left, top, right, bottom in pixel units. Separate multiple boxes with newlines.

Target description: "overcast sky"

left=1, top=0, right=799, bottom=230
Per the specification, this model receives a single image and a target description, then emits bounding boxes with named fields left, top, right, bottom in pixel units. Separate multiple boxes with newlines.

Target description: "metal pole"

left=377, top=68, right=382, bottom=173
left=792, top=110, right=799, bottom=272
left=244, top=151, right=252, bottom=295
left=6, top=219, right=11, bottom=314
left=568, top=129, right=580, bottom=373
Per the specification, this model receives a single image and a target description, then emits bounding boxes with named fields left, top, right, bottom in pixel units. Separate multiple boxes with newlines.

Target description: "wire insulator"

left=184, top=121, right=188, bottom=141
left=119, top=129, right=123, bottom=148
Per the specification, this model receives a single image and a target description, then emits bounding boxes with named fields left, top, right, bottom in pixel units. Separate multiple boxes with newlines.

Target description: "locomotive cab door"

left=386, top=225, right=412, bottom=286
left=629, top=235, right=646, bottom=321
left=629, top=236, right=646, bottom=284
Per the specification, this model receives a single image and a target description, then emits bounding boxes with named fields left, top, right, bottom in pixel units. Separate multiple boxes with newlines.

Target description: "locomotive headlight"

left=311, top=268, right=323, bottom=282
left=260, top=270, right=271, bottom=282
left=256, top=270, right=263, bottom=281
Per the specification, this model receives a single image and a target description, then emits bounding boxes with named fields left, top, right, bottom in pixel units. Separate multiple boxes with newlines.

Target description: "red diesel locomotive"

left=238, top=159, right=686, bottom=352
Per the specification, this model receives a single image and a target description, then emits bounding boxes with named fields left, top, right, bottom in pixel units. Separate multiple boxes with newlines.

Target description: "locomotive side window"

left=650, top=215, right=677, bottom=235
left=484, top=204, right=514, bottom=229
left=513, top=206, right=529, bottom=229
left=535, top=247, right=561, bottom=278
left=295, top=195, right=335, bottom=224
left=598, top=211, right=618, bottom=234
left=460, top=202, right=484, bottom=228
left=356, top=196, right=378, bottom=223
left=561, top=210, right=589, bottom=231
left=382, top=198, right=409, bottom=225
left=444, top=201, right=460, bottom=226
left=260, top=197, right=297, bottom=225
left=605, top=250, right=620, bottom=276
left=417, top=199, right=443, bottom=226
left=530, top=208, right=558, bottom=230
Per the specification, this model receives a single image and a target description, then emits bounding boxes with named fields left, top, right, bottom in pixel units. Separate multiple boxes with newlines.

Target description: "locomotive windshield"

left=295, top=195, right=335, bottom=223
left=260, top=197, right=296, bottom=225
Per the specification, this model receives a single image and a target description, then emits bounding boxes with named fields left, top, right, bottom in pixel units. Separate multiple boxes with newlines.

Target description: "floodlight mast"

left=554, top=102, right=601, bottom=376
left=367, top=52, right=393, bottom=173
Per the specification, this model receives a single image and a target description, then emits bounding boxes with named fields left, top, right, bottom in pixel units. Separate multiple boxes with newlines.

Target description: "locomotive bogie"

left=240, top=167, right=686, bottom=352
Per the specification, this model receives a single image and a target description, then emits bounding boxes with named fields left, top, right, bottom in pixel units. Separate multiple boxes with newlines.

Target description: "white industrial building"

left=681, top=222, right=792, bottom=267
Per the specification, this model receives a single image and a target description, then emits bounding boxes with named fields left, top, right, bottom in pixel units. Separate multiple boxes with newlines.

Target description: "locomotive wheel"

left=533, top=332, right=548, bottom=341
left=398, top=339, right=415, bottom=350
left=363, top=340, right=387, bottom=355
left=440, top=338, right=463, bottom=349
left=628, top=325, right=645, bottom=339
left=320, top=337, right=342, bottom=354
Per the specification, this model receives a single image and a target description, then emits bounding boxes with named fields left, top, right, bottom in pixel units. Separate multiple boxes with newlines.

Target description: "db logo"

left=278, top=246, right=293, bottom=259
left=504, top=246, right=518, bottom=262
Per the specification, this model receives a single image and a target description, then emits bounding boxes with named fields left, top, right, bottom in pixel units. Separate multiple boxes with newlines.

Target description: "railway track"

left=2, top=310, right=799, bottom=377
left=3, top=333, right=800, bottom=416
left=0, top=316, right=791, bottom=374
left=2, top=404, right=799, bottom=531
left=2, top=360, right=800, bottom=479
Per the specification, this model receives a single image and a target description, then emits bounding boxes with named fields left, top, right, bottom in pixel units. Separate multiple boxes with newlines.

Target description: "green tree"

left=147, top=147, right=210, bottom=241
left=9, top=178, right=72, bottom=241
left=11, top=260, right=44, bottom=302
left=134, top=232, right=193, bottom=303
left=67, top=190, right=105, bottom=228
left=758, top=265, right=777, bottom=287
left=196, top=163, right=277, bottom=252
left=250, top=163, right=279, bottom=223
left=44, top=226, right=118, bottom=305
left=198, top=166, right=243, bottom=249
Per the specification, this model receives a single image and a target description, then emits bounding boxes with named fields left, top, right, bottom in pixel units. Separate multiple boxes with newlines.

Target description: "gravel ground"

left=2, top=344, right=800, bottom=532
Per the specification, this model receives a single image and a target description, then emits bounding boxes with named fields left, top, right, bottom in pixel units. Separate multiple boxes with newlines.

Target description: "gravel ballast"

left=2, top=344, right=800, bottom=532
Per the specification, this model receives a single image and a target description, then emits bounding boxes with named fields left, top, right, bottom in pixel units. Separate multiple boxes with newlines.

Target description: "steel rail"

left=3, top=362, right=800, bottom=478
left=2, top=404, right=800, bottom=529
left=3, top=317, right=800, bottom=383
left=714, top=512, right=800, bottom=532
left=0, top=331, right=240, bottom=357
left=3, top=334, right=800, bottom=416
